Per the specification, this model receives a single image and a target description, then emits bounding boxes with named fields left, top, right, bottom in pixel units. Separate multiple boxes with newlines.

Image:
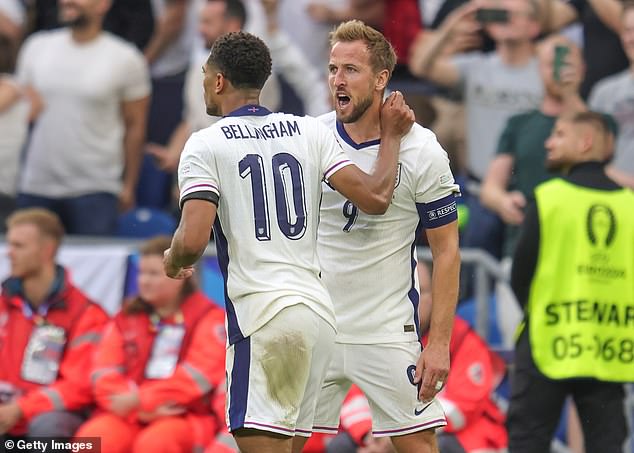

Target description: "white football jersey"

left=317, top=112, right=460, bottom=344
left=178, top=105, right=353, bottom=344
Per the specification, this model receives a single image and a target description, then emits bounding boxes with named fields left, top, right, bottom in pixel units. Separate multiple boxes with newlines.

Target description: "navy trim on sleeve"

left=417, top=193, right=459, bottom=229
left=180, top=191, right=219, bottom=210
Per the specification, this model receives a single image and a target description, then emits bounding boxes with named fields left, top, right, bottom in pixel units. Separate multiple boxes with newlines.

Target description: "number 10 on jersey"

left=239, top=153, right=307, bottom=241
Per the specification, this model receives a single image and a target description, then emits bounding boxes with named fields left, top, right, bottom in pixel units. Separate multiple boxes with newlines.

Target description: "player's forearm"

left=169, top=226, right=206, bottom=269
left=365, top=133, right=401, bottom=212
left=428, top=245, right=460, bottom=347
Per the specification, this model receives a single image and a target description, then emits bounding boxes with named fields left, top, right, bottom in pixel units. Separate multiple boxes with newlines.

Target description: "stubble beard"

left=337, top=94, right=373, bottom=124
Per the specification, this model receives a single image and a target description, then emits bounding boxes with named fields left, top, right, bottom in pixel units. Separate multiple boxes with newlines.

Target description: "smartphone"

left=475, top=8, right=509, bottom=23
left=553, top=45, right=570, bottom=82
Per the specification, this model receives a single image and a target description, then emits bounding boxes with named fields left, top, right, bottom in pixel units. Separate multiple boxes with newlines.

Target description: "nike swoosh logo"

left=414, top=401, right=433, bottom=416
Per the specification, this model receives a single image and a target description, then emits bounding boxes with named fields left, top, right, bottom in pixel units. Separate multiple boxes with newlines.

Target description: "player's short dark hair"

left=623, top=1, right=634, bottom=17
left=207, top=31, right=272, bottom=90
left=330, top=20, right=396, bottom=78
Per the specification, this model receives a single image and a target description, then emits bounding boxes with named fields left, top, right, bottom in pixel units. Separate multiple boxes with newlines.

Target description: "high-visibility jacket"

left=91, top=292, right=226, bottom=449
left=428, top=317, right=508, bottom=452
left=0, top=266, right=109, bottom=434
left=528, top=178, right=634, bottom=380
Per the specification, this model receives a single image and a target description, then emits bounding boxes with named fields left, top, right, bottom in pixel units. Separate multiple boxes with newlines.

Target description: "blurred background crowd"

left=0, top=0, right=633, bottom=452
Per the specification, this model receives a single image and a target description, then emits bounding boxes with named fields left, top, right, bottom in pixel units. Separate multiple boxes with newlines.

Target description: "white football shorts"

left=225, top=302, right=336, bottom=436
left=312, top=341, right=447, bottom=437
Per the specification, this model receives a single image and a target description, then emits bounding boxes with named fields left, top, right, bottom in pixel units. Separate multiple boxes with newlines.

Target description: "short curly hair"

left=207, top=31, right=272, bottom=90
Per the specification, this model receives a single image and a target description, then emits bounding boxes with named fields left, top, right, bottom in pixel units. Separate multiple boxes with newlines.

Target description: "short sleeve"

left=15, top=33, right=40, bottom=86
left=415, top=133, right=460, bottom=204
left=120, top=48, right=151, bottom=102
left=496, top=115, right=519, bottom=156
left=178, top=132, right=220, bottom=208
left=314, top=120, right=354, bottom=181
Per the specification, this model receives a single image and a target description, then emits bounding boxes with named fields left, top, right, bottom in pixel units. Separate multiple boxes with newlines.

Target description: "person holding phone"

left=480, top=36, right=587, bottom=260
left=409, top=0, right=543, bottom=263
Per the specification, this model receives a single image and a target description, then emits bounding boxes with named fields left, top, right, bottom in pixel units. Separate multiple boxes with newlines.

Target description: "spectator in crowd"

left=0, top=32, right=30, bottom=231
left=0, top=208, right=109, bottom=439
left=508, top=111, right=633, bottom=452
left=541, top=0, right=626, bottom=98
left=147, top=0, right=252, bottom=173
left=134, top=0, right=199, bottom=209
left=103, top=0, right=156, bottom=51
left=75, top=235, right=231, bottom=453
left=588, top=0, right=634, bottom=189
left=417, top=262, right=508, bottom=453
left=480, top=36, right=586, bottom=258
left=279, top=0, right=351, bottom=82
left=148, top=0, right=330, bottom=173
left=408, top=0, right=543, bottom=259
left=15, top=0, right=151, bottom=236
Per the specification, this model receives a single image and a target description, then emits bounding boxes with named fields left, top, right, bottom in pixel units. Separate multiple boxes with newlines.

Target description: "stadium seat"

left=116, top=208, right=176, bottom=238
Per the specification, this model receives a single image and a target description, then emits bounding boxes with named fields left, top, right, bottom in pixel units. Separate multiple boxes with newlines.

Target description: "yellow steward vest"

left=528, top=178, right=634, bottom=381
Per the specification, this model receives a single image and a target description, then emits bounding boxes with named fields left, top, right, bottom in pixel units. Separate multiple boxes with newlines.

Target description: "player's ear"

left=215, top=72, right=225, bottom=94
left=375, top=69, right=389, bottom=92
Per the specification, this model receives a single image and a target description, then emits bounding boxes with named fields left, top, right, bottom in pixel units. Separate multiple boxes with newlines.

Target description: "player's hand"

left=163, top=248, right=195, bottom=279
left=414, top=342, right=449, bottom=403
left=380, top=91, right=415, bottom=138
left=498, top=190, right=526, bottom=225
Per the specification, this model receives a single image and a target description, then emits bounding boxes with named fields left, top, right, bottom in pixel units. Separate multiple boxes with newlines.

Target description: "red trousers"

left=76, top=414, right=200, bottom=453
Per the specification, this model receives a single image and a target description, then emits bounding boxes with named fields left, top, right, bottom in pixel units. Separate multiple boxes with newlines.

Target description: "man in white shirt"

left=16, top=0, right=150, bottom=235
left=164, top=31, right=414, bottom=453
left=304, top=20, right=461, bottom=453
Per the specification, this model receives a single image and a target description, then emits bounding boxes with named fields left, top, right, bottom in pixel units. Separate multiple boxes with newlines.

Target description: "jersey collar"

left=336, top=121, right=381, bottom=150
left=226, top=104, right=272, bottom=117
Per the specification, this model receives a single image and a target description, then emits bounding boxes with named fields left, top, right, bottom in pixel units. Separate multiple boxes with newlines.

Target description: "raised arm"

left=328, top=92, right=414, bottom=214
left=408, top=2, right=480, bottom=86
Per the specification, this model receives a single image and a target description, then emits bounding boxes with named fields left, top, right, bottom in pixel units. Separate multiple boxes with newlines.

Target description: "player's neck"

left=220, top=90, right=262, bottom=116
left=342, top=103, right=381, bottom=144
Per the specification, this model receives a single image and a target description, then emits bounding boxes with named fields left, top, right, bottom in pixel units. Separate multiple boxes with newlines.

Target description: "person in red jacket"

left=75, top=235, right=229, bottom=453
left=0, top=208, right=109, bottom=440
left=418, top=262, right=507, bottom=453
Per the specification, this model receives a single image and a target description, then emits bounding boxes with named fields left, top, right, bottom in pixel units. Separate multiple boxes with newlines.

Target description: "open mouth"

left=336, top=94, right=351, bottom=108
